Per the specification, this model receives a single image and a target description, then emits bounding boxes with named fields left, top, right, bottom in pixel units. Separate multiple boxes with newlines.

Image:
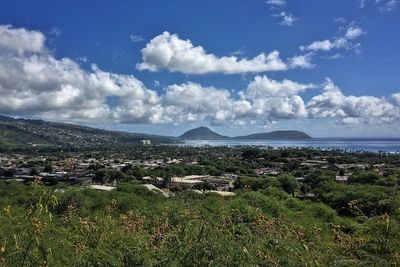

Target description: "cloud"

left=162, top=83, right=235, bottom=124
left=300, top=38, right=348, bottom=52
left=384, top=0, right=399, bottom=11
left=157, top=76, right=313, bottom=124
left=248, top=95, right=308, bottom=121
left=306, top=79, right=400, bottom=124
left=391, top=93, right=400, bottom=106
left=288, top=53, right=314, bottom=68
left=277, top=12, right=296, bottom=26
left=344, top=26, right=364, bottom=39
left=0, top=25, right=399, bottom=128
left=0, top=24, right=45, bottom=54
left=129, top=34, right=144, bottom=42
left=49, top=27, right=61, bottom=36
left=300, top=25, right=364, bottom=53
left=267, top=0, right=296, bottom=26
left=136, top=31, right=293, bottom=74
left=0, top=25, right=312, bottom=125
left=359, top=0, right=399, bottom=12
left=325, top=53, right=342, bottom=60
left=244, top=75, right=315, bottom=98
left=266, top=0, right=286, bottom=6
left=137, top=32, right=311, bottom=74
left=359, top=0, right=367, bottom=8
left=334, top=17, right=346, bottom=24
left=0, top=25, right=162, bottom=123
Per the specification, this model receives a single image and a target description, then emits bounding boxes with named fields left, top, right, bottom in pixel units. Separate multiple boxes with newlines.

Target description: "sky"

left=0, top=0, right=399, bottom=137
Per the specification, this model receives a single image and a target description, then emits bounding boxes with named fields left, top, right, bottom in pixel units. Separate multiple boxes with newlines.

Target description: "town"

left=1, top=144, right=399, bottom=199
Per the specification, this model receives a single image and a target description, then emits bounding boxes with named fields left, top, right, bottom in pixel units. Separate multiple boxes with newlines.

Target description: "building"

left=335, top=175, right=349, bottom=183
left=140, top=139, right=151, bottom=145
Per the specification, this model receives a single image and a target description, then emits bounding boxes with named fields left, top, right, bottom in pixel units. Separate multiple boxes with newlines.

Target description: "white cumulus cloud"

left=0, top=25, right=399, bottom=128
left=137, top=32, right=311, bottom=75
left=244, top=75, right=315, bottom=98
left=0, top=24, right=46, bottom=54
left=306, top=79, right=400, bottom=124
left=300, top=25, right=364, bottom=53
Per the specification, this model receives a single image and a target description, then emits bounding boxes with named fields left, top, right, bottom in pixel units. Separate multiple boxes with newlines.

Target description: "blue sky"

left=0, top=0, right=399, bottom=137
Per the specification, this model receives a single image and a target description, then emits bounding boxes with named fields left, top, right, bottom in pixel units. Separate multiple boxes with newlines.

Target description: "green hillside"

left=0, top=115, right=172, bottom=148
left=0, top=181, right=398, bottom=266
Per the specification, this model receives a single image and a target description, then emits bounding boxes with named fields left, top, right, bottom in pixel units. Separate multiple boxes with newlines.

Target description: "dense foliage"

left=1, top=145, right=400, bottom=265
left=0, top=179, right=399, bottom=266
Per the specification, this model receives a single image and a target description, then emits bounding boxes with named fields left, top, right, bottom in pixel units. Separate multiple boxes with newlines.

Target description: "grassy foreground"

left=0, top=181, right=399, bottom=266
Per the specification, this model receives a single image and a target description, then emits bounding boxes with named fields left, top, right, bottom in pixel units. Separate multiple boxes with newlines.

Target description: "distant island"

left=179, top=126, right=312, bottom=140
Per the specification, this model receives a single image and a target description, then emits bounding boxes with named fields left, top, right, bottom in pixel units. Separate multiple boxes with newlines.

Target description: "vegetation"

left=0, top=180, right=398, bottom=266
left=0, top=115, right=173, bottom=148
left=1, top=143, right=400, bottom=265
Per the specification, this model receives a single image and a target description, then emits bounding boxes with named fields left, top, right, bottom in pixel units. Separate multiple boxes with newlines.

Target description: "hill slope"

left=0, top=115, right=171, bottom=148
left=179, top=127, right=228, bottom=140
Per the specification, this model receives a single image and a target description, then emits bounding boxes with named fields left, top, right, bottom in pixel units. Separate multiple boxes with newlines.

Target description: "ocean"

left=178, top=138, right=400, bottom=153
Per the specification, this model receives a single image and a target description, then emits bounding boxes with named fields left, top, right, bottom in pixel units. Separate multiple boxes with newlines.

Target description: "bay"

left=179, top=138, right=400, bottom=153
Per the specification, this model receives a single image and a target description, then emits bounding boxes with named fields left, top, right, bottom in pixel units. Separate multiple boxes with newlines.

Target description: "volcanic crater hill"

left=179, top=126, right=228, bottom=140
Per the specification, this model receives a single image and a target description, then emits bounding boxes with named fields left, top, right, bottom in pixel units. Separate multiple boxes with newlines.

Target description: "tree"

left=94, top=169, right=107, bottom=184
left=277, top=174, right=298, bottom=197
left=305, top=170, right=334, bottom=190
left=43, top=164, right=53, bottom=173
left=193, top=181, right=215, bottom=191
left=30, top=168, right=38, bottom=176
left=280, top=150, right=290, bottom=158
left=4, top=168, right=15, bottom=178
left=241, top=148, right=261, bottom=160
left=130, top=166, right=145, bottom=180
left=348, top=171, right=382, bottom=185
left=163, top=173, right=172, bottom=187
left=107, top=169, right=124, bottom=183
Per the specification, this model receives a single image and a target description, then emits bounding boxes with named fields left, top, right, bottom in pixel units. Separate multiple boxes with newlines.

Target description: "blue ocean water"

left=179, top=138, right=400, bottom=153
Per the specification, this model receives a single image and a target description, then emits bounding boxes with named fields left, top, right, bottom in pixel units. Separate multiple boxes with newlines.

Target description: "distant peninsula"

left=179, top=127, right=312, bottom=140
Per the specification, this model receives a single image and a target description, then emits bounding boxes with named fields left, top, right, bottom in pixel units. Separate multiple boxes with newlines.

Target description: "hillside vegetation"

left=0, top=115, right=171, bottom=147
left=0, top=179, right=398, bottom=266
